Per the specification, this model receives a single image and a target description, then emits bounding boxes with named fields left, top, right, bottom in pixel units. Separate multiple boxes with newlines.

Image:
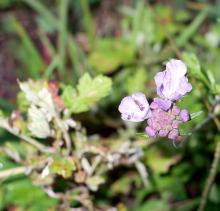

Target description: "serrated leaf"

left=50, top=157, right=76, bottom=178
left=19, top=81, right=39, bottom=104
left=19, top=81, right=55, bottom=115
left=28, top=105, right=52, bottom=138
left=62, top=73, right=112, bottom=113
left=78, top=73, right=112, bottom=100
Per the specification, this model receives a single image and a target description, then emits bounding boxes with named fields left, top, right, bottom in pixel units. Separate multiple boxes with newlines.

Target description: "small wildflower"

left=154, top=59, right=192, bottom=109
left=145, top=126, right=157, bottom=137
left=118, top=59, right=192, bottom=142
left=118, top=92, right=151, bottom=122
left=145, top=101, right=190, bottom=140
left=179, top=109, right=191, bottom=122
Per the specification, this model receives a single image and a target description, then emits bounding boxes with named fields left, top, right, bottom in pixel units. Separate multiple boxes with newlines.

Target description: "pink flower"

left=154, top=59, right=192, bottom=107
left=118, top=92, right=151, bottom=122
left=145, top=101, right=191, bottom=140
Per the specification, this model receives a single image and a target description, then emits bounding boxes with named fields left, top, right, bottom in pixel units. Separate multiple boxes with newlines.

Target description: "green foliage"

left=89, top=39, right=135, bottom=73
left=62, top=73, right=112, bottom=113
left=125, top=67, right=148, bottom=94
left=0, top=0, right=220, bottom=210
left=0, top=178, right=58, bottom=210
left=50, top=156, right=76, bottom=178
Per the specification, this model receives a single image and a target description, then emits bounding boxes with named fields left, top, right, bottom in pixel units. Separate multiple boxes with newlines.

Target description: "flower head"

left=118, top=59, right=192, bottom=143
left=145, top=101, right=191, bottom=140
left=154, top=59, right=192, bottom=107
left=118, top=92, right=151, bottom=122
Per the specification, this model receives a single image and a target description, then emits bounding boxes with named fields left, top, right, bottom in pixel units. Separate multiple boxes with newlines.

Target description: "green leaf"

left=145, top=147, right=181, bottom=174
left=28, top=105, right=52, bottom=138
left=86, top=176, right=105, bottom=191
left=1, top=178, right=58, bottom=210
left=125, top=67, right=148, bottom=94
left=183, top=52, right=209, bottom=86
left=89, top=39, right=135, bottom=73
left=50, top=156, right=76, bottom=178
left=191, top=111, right=203, bottom=120
left=137, top=199, right=169, bottom=211
left=62, top=73, right=112, bottom=113
left=17, top=91, right=30, bottom=112
left=182, top=52, right=201, bottom=75
left=136, top=132, right=148, bottom=139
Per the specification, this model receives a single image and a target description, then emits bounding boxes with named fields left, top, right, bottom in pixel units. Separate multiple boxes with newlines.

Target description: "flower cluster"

left=118, top=59, right=192, bottom=141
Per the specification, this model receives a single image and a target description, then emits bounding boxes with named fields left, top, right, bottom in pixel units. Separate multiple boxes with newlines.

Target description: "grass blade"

left=79, top=0, right=96, bottom=46
left=58, top=0, right=69, bottom=77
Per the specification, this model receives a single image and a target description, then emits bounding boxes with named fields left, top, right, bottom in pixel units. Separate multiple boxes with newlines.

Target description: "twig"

left=54, top=113, right=72, bottom=154
left=0, top=119, right=53, bottom=153
left=0, top=166, right=28, bottom=179
left=197, top=141, right=220, bottom=211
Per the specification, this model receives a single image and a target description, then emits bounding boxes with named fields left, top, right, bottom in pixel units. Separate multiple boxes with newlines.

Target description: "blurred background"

left=0, top=0, right=220, bottom=210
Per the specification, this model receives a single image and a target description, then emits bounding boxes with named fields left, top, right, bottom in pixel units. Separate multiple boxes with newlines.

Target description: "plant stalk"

left=197, top=141, right=220, bottom=211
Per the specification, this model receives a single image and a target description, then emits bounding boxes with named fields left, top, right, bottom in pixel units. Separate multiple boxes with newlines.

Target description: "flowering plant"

left=119, top=59, right=192, bottom=142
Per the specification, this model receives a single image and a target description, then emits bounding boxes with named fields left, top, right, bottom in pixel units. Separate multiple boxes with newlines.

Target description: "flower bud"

left=179, top=109, right=190, bottom=122
left=145, top=126, right=157, bottom=137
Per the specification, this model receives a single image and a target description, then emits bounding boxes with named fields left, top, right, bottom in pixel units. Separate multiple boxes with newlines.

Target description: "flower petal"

left=154, top=59, right=192, bottom=101
left=118, top=92, right=151, bottom=122
left=152, top=98, right=172, bottom=111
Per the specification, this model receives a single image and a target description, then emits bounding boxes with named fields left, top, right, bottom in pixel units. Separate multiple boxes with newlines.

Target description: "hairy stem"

left=54, top=113, right=72, bottom=154
left=0, top=119, right=53, bottom=153
left=0, top=166, right=27, bottom=179
left=197, top=141, right=220, bottom=211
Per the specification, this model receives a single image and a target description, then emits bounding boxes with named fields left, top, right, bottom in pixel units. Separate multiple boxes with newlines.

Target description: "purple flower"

left=118, top=59, right=192, bottom=142
left=154, top=59, right=192, bottom=108
left=145, top=100, right=191, bottom=140
left=168, top=129, right=179, bottom=140
left=179, top=109, right=191, bottom=122
left=118, top=92, right=151, bottom=122
left=145, top=126, right=157, bottom=137
left=151, top=98, right=172, bottom=111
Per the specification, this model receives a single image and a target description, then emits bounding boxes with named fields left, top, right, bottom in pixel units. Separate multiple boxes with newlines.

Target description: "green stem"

left=58, top=0, right=69, bottom=77
left=23, top=0, right=57, bottom=29
left=176, top=8, right=209, bottom=47
left=79, top=0, right=96, bottom=46
left=0, top=166, right=27, bottom=179
left=43, top=56, right=59, bottom=79
left=197, top=141, right=220, bottom=211
left=0, top=119, right=53, bottom=153
left=54, top=113, right=72, bottom=155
